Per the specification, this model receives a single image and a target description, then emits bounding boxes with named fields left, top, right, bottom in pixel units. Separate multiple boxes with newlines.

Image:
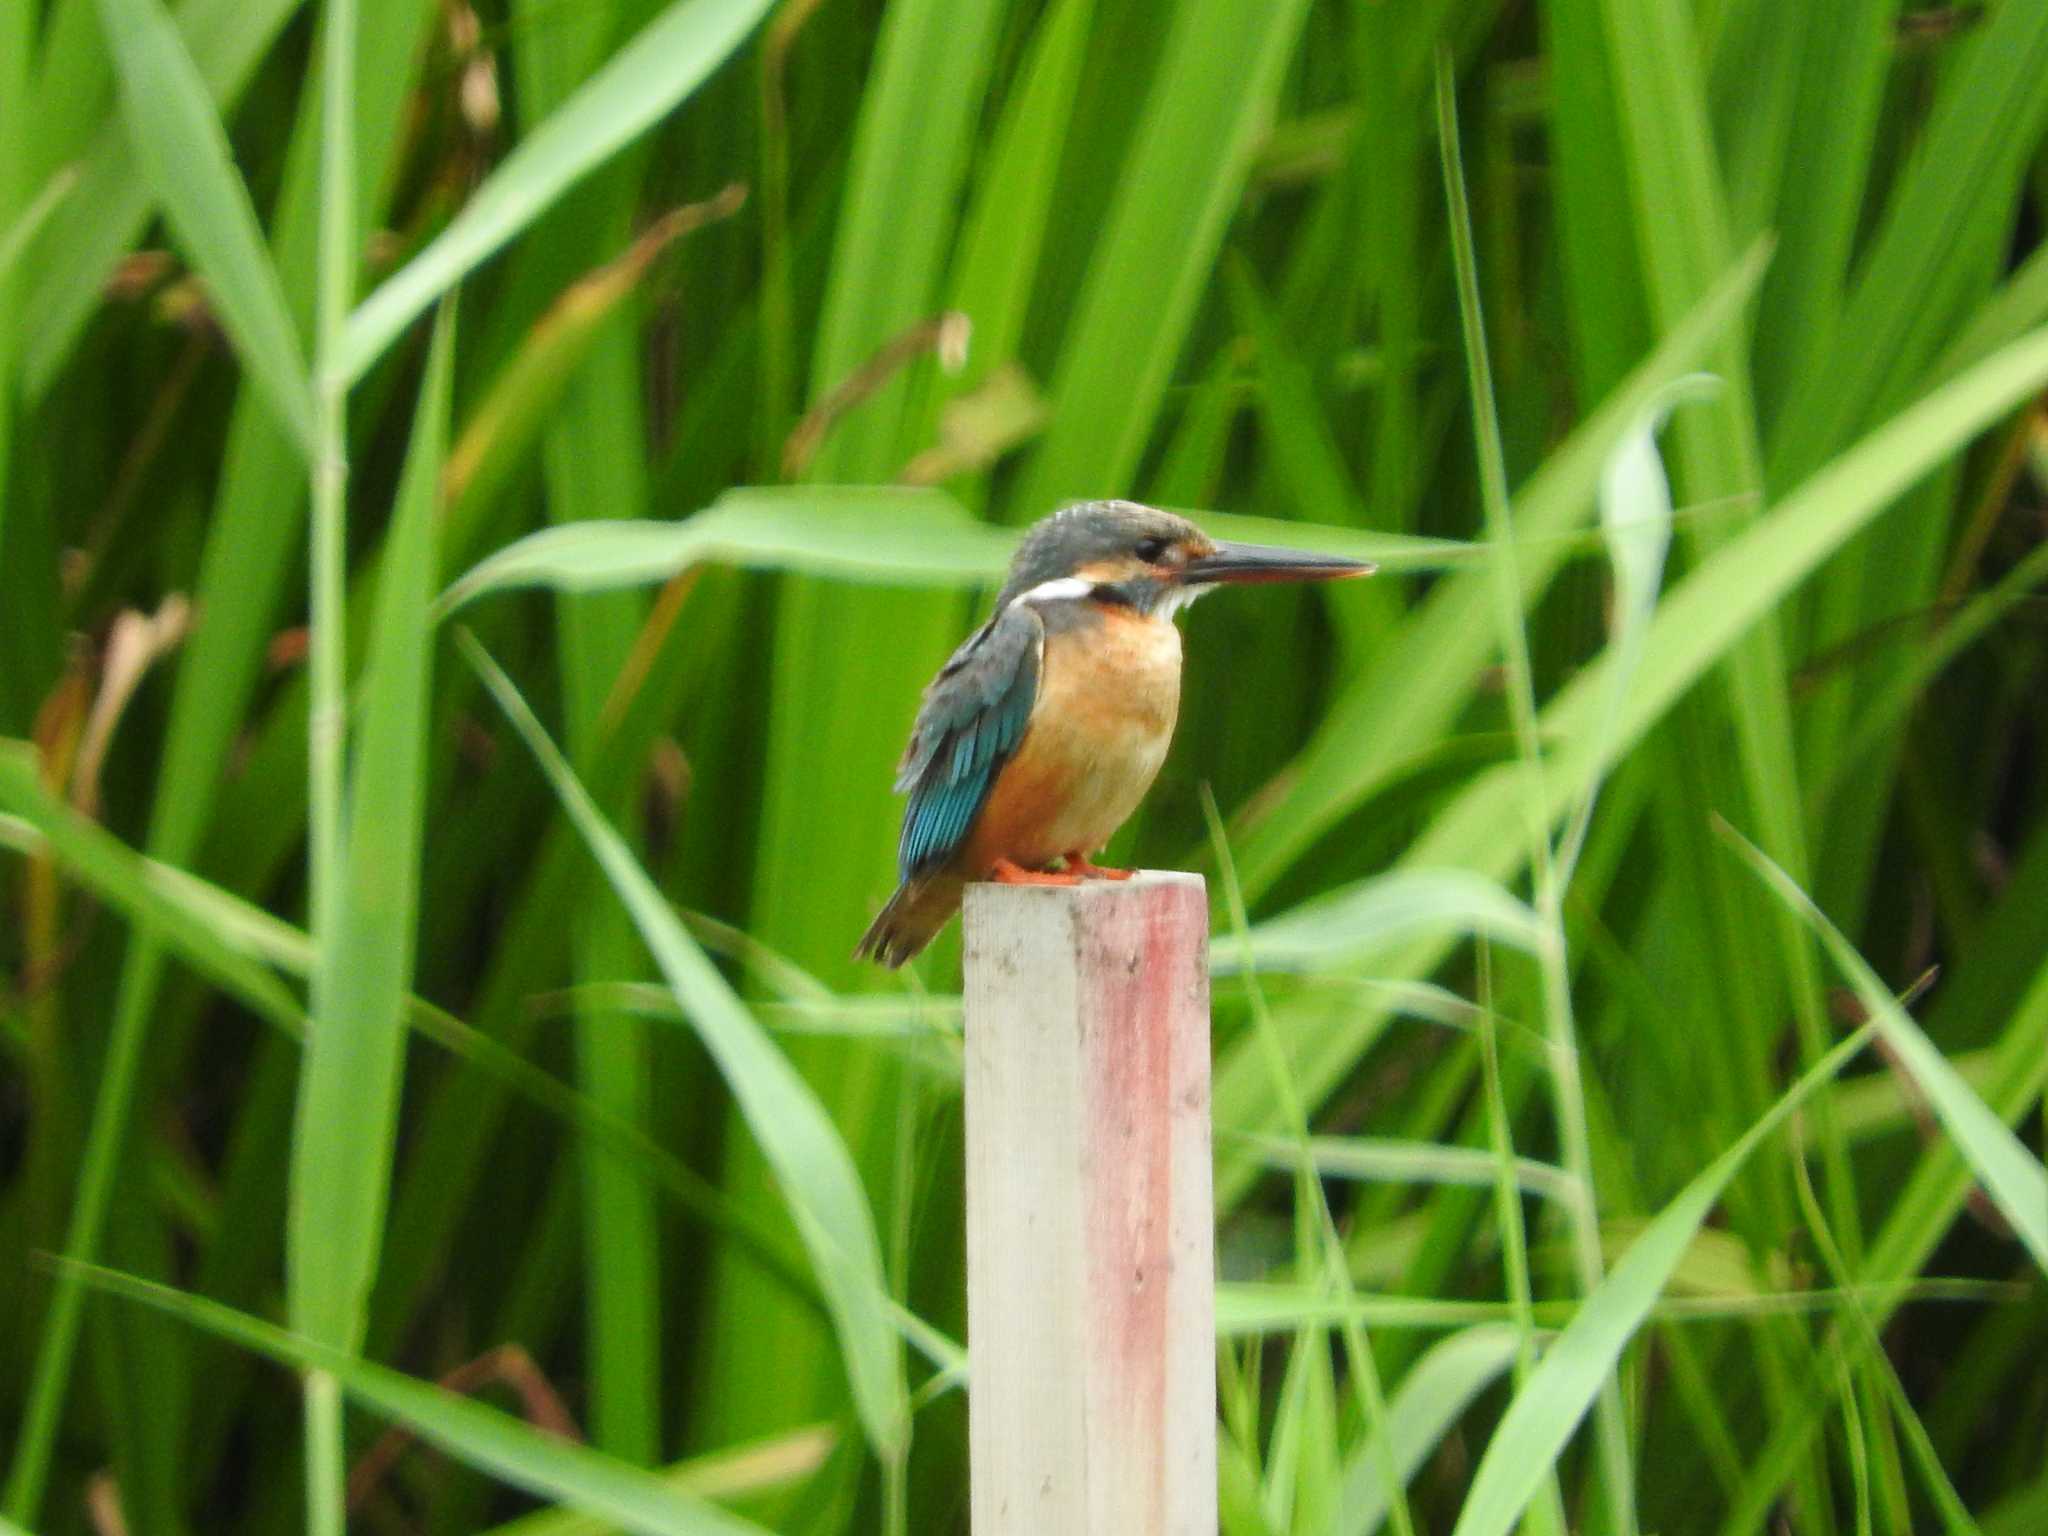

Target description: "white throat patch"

left=1010, top=576, right=1095, bottom=608
left=1154, top=582, right=1215, bottom=619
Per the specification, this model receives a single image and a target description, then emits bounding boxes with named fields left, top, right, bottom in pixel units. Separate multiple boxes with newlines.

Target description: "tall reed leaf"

left=1447, top=1024, right=1876, bottom=1536
left=91, top=0, right=314, bottom=447
left=67, top=1266, right=772, bottom=1536
left=340, top=0, right=773, bottom=380
left=462, top=636, right=910, bottom=1458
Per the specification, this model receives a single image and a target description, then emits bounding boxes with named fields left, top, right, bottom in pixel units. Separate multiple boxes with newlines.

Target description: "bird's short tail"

left=854, top=874, right=964, bottom=968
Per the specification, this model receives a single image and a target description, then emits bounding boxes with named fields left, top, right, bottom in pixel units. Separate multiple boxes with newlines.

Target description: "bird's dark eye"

left=1134, top=536, right=1171, bottom=563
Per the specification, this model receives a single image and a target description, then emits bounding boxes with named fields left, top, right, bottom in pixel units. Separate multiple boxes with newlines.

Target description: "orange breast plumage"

left=967, top=607, right=1182, bottom=871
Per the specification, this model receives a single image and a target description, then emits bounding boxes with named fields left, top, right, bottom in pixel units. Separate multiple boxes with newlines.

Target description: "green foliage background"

left=1, top=0, right=2045, bottom=1532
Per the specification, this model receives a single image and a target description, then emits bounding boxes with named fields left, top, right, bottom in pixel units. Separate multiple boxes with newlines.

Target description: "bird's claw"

left=1064, top=852, right=1135, bottom=881
left=990, top=857, right=1083, bottom=887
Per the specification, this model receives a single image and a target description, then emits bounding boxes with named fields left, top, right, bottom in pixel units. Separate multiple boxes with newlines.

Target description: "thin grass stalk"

left=1435, top=52, right=1636, bottom=1536
left=301, top=0, right=358, bottom=1528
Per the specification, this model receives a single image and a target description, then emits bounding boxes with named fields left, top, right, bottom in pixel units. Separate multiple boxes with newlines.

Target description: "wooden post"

left=962, top=870, right=1216, bottom=1535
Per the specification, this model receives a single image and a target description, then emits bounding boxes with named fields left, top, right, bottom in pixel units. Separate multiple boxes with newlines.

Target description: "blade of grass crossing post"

left=464, top=635, right=910, bottom=1459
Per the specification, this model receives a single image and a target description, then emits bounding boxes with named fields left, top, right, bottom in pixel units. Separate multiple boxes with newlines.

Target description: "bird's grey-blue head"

left=995, top=500, right=1374, bottom=615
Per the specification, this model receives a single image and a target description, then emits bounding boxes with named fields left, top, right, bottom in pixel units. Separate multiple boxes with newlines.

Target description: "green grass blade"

left=504, top=0, right=671, bottom=1460
left=804, top=0, right=1004, bottom=481
left=1446, top=1024, right=1875, bottom=1536
left=288, top=305, right=453, bottom=1350
left=339, top=0, right=773, bottom=381
left=91, top=0, right=314, bottom=447
left=64, top=1265, right=773, bottom=1536
left=462, top=634, right=910, bottom=1459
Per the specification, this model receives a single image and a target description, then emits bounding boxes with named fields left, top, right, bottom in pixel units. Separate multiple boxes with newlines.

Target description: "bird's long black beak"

left=1176, top=541, right=1376, bottom=585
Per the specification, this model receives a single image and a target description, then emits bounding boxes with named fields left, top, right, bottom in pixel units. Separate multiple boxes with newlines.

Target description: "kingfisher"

left=856, top=500, right=1373, bottom=967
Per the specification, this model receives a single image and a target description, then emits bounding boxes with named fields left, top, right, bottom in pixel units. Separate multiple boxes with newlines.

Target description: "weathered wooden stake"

left=963, top=870, right=1216, bottom=1535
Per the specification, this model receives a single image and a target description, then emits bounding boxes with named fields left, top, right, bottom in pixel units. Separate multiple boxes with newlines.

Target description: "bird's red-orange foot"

left=989, top=856, right=1083, bottom=886
left=1064, top=852, right=1134, bottom=880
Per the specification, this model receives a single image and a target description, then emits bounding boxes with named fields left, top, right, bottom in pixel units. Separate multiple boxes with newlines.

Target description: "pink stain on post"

left=964, top=872, right=1216, bottom=1536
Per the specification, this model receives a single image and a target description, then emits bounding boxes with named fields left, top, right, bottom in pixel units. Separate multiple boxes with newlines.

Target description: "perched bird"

left=856, top=501, right=1373, bottom=966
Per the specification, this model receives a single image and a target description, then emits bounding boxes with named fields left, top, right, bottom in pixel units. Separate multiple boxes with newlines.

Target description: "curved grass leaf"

left=460, top=635, right=909, bottom=1458
left=1339, top=1327, right=1524, bottom=1536
left=1722, top=824, right=2048, bottom=1275
left=1222, top=870, right=1544, bottom=973
left=92, top=0, right=314, bottom=447
left=1446, top=1023, right=1875, bottom=1536
left=61, top=1265, right=771, bottom=1536
left=340, top=0, right=773, bottom=380
left=437, top=488, right=1014, bottom=615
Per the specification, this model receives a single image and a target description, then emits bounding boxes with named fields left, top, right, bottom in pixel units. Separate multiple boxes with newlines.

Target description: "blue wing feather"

left=894, top=605, right=1041, bottom=881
